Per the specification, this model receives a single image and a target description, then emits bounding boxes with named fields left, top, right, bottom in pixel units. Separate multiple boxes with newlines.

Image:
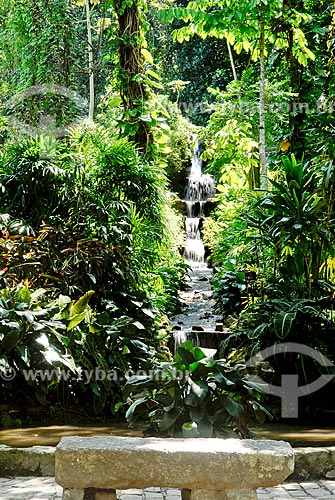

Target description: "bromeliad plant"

left=122, top=341, right=270, bottom=438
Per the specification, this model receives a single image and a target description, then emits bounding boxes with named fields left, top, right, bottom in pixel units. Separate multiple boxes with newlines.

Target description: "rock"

left=55, top=436, right=294, bottom=494
left=1, top=442, right=335, bottom=482
left=0, top=444, right=55, bottom=476
left=192, top=325, right=204, bottom=331
left=173, top=325, right=182, bottom=330
left=215, top=323, right=224, bottom=332
left=291, top=446, right=335, bottom=480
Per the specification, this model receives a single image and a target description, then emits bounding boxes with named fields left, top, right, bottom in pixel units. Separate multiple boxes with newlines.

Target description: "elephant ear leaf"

left=71, top=290, right=95, bottom=316
left=1, top=330, right=20, bottom=352
left=273, top=311, right=296, bottom=339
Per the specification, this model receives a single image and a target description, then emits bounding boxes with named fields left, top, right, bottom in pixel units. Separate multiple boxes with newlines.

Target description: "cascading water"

left=183, top=138, right=216, bottom=267
left=171, top=139, right=226, bottom=354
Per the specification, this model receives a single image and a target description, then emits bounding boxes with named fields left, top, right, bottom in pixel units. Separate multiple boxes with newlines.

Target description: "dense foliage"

left=0, top=125, right=188, bottom=422
left=123, top=341, right=270, bottom=437
left=0, top=0, right=334, bottom=428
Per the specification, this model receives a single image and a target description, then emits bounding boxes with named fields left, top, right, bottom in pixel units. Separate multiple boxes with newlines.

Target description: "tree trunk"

left=303, top=251, right=312, bottom=299
left=86, top=0, right=95, bottom=120
left=226, top=40, right=237, bottom=81
left=259, top=10, right=267, bottom=190
left=286, top=0, right=305, bottom=157
left=113, top=0, right=152, bottom=153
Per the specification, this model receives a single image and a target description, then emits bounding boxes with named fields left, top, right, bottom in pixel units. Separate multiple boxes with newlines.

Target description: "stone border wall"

left=292, top=447, right=335, bottom=481
left=0, top=445, right=55, bottom=476
left=1, top=444, right=335, bottom=481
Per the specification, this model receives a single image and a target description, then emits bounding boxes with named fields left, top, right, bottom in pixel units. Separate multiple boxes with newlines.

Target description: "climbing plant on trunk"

left=112, top=0, right=153, bottom=153
left=259, top=4, right=267, bottom=189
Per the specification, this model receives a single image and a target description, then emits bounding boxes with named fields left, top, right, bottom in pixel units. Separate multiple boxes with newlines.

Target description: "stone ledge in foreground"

left=1, top=442, right=335, bottom=481
left=0, top=444, right=55, bottom=476
left=55, top=437, right=294, bottom=491
left=292, top=446, right=335, bottom=481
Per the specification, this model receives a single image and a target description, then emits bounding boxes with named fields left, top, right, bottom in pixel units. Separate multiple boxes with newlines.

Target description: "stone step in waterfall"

left=170, top=267, right=230, bottom=353
left=172, top=137, right=228, bottom=354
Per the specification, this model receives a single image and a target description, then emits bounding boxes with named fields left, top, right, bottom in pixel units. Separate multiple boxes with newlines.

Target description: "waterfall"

left=183, top=137, right=216, bottom=267
left=170, top=145, right=223, bottom=355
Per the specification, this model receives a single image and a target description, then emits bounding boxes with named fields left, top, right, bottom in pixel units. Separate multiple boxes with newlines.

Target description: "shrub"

left=122, top=341, right=270, bottom=438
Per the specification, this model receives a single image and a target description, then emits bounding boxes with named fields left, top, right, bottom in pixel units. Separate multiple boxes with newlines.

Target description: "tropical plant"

left=220, top=296, right=335, bottom=396
left=55, top=295, right=164, bottom=415
left=0, top=282, right=171, bottom=418
left=210, top=155, right=335, bottom=313
left=122, top=341, right=271, bottom=437
left=212, top=270, right=248, bottom=319
left=255, top=155, right=335, bottom=298
left=0, top=284, right=78, bottom=406
left=0, top=225, right=127, bottom=303
left=0, top=135, right=74, bottom=228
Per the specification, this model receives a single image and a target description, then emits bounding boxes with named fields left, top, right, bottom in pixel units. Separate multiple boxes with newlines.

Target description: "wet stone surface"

left=170, top=267, right=228, bottom=353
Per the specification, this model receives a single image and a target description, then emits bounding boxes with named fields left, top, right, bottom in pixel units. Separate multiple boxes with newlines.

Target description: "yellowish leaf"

left=142, top=48, right=154, bottom=65
left=280, top=139, right=291, bottom=152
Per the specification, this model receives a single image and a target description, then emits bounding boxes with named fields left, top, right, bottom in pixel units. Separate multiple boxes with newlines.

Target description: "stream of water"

left=171, top=138, right=224, bottom=350
left=183, top=138, right=216, bottom=267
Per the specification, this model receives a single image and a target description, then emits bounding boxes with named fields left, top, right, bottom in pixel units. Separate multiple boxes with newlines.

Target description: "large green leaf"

left=71, top=290, right=94, bottom=316
left=67, top=311, right=86, bottom=331
left=197, top=418, right=214, bottom=438
left=273, top=311, right=297, bottom=339
left=248, top=322, right=269, bottom=339
left=126, top=396, right=148, bottom=422
left=125, top=374, right=151, bottom=386
left=189, top=361, right=201, bottom=372
left=1, top=330, right=20, bottom=352
left=222, top=396, right=244, bottom=419
left=43, top=349, right=63, bottom=366
left=18, top=286, right=30, bottom=304
left=193, top=346, right=207, bottom=361
left=189, top=406, right=205, bottom=422
left=184, top=392, right=202, bottom=407
left=15, top=310, right=34, bottom=323
left=0, top=321, right=20, bottom=334
left=176, top=345, right=195, bottom=367
left=158, top=408, right=181, bottom=432
left=189, top=378, right=208, bottom=400
left=33, top=332, right=49, bottom=349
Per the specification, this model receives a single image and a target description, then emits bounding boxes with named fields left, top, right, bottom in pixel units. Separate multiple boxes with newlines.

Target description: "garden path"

left=2, top=476, right=335, bottom=500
